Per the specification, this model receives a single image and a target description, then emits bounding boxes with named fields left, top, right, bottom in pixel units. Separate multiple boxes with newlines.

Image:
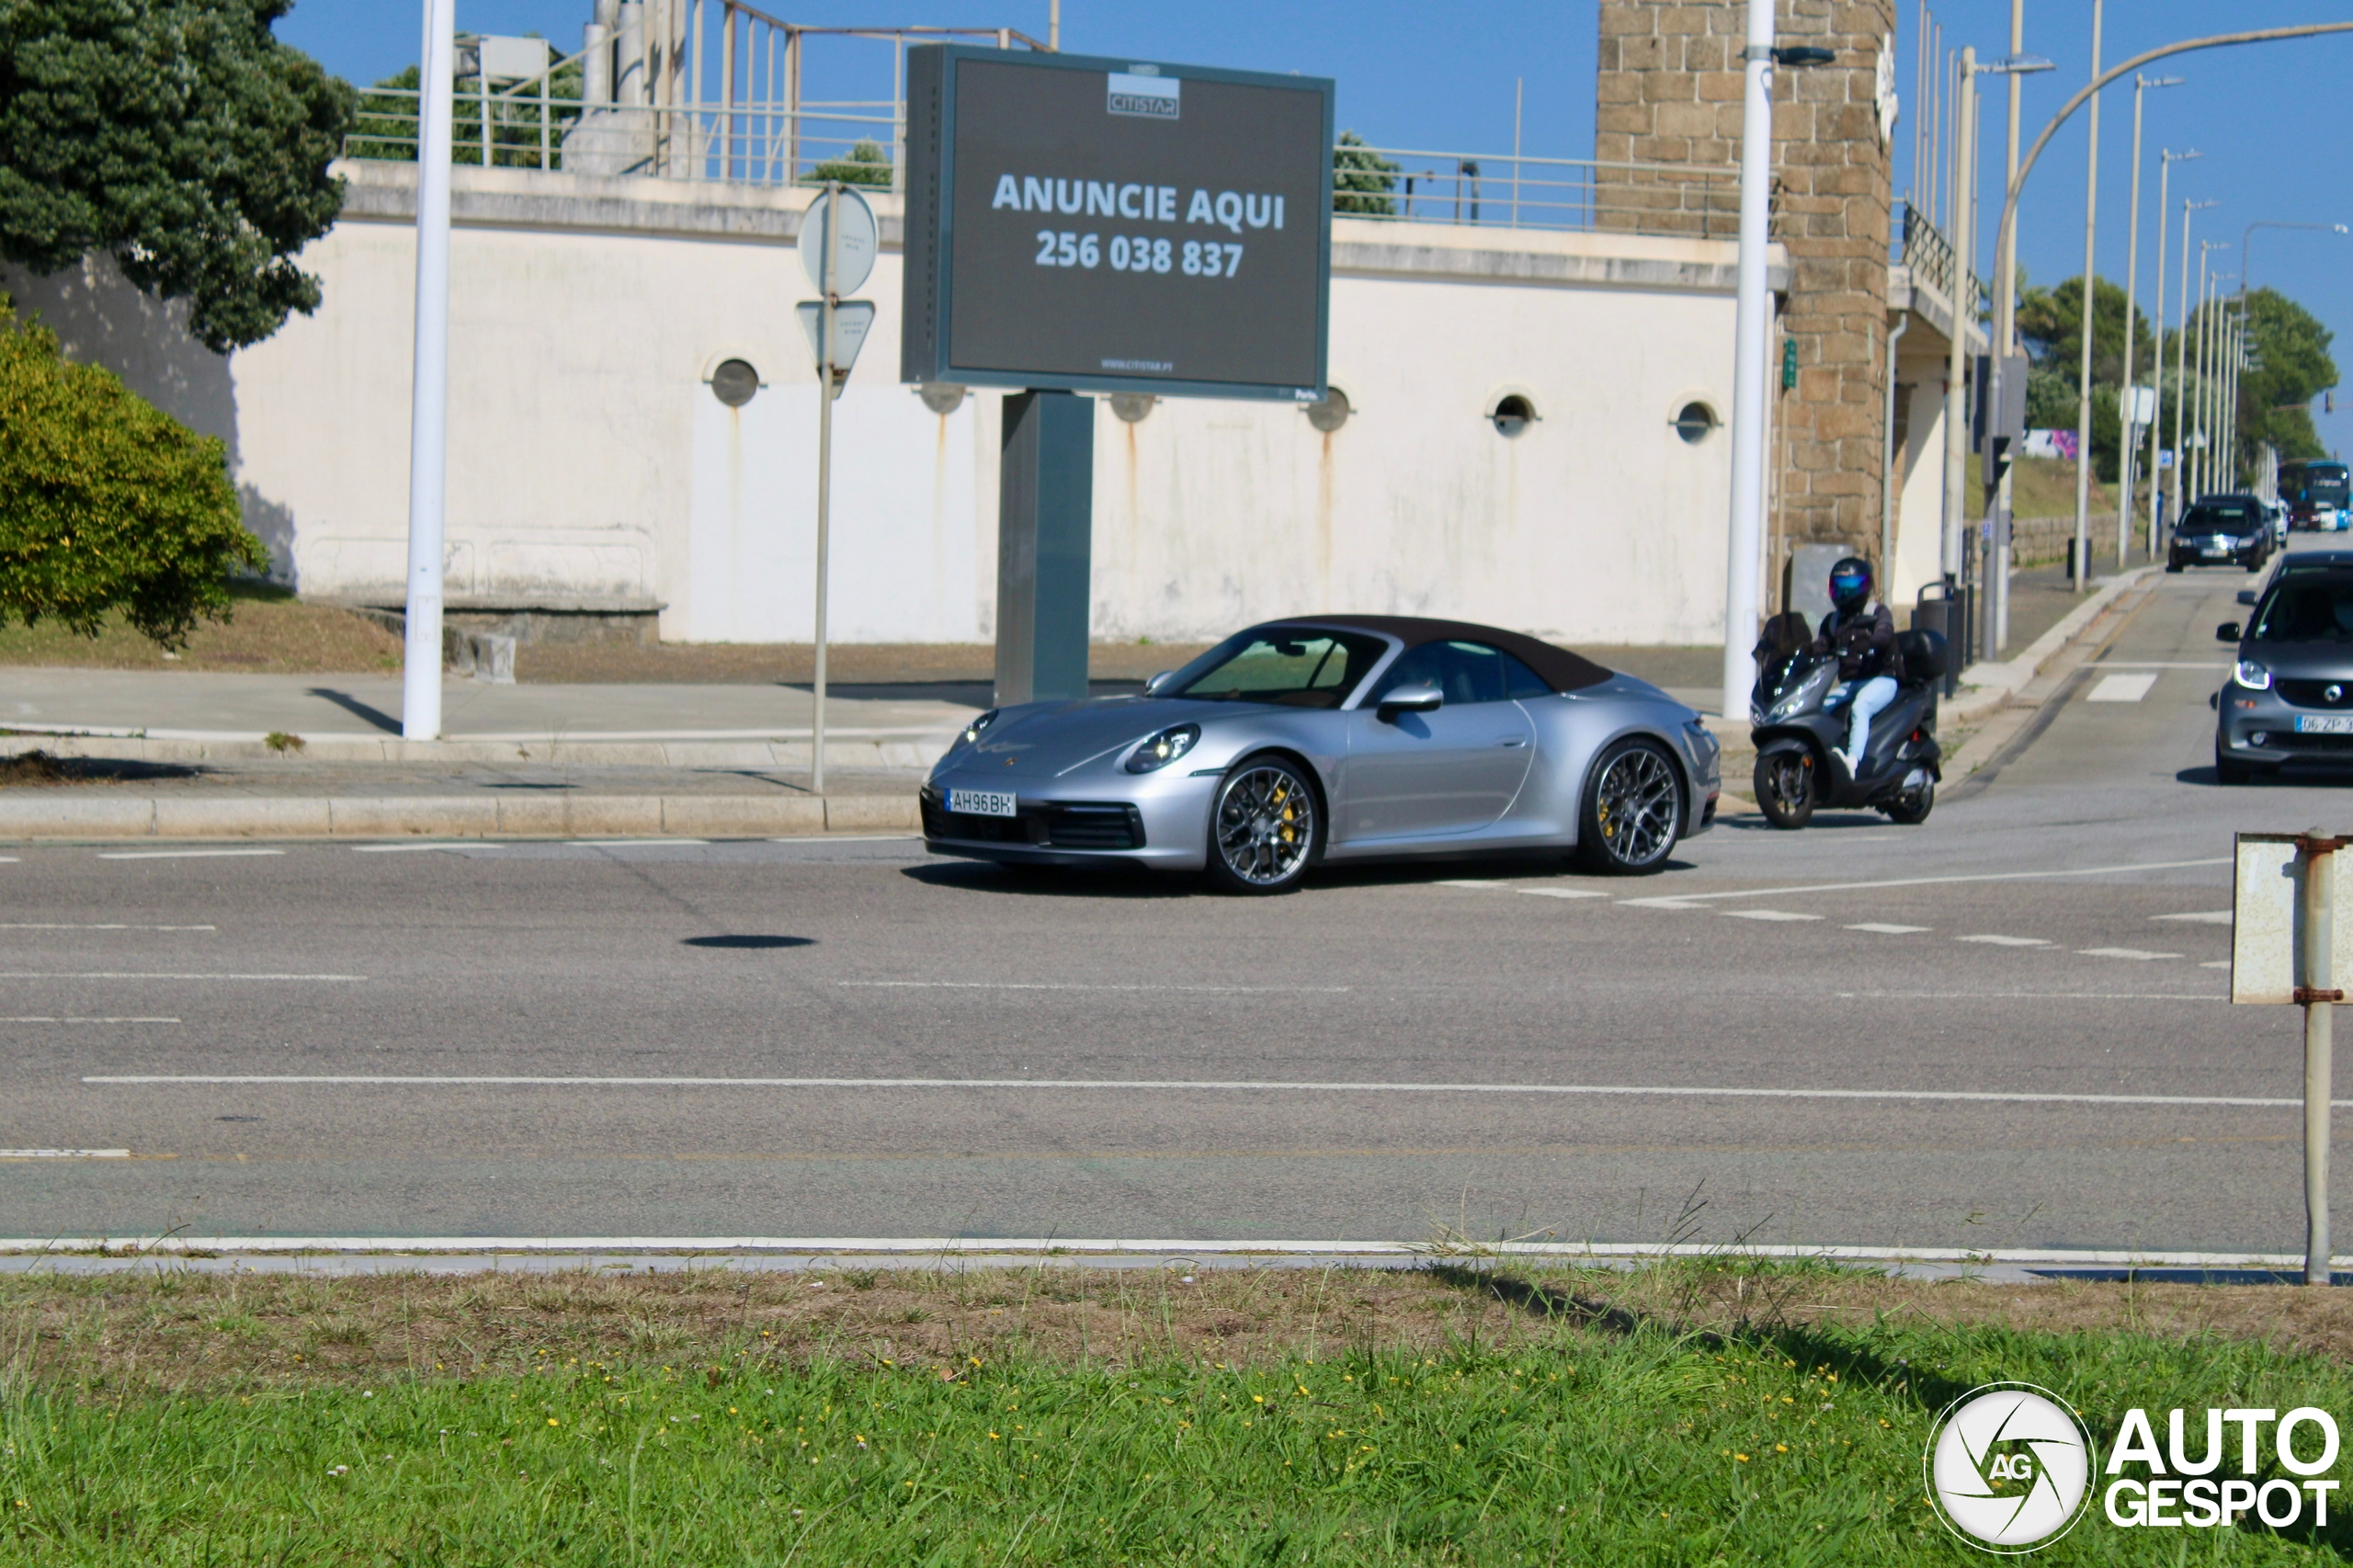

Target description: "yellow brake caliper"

left=1273, top=783, right=1296, bottom=843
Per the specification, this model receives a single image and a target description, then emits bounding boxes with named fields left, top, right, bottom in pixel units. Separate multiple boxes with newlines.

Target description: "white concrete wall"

left=6, top=163, right=1765, bottom=649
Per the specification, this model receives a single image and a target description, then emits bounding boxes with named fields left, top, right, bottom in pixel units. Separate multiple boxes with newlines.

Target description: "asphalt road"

left=2, top=555, right=2345, bottom=1255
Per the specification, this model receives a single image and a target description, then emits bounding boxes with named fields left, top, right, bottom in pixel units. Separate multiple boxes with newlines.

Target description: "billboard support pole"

left=2302, top=829, right=2339, bottom=1286
left=813, top=180, right=839, bottom=796
left=995, top=391, right=1095, bottom=708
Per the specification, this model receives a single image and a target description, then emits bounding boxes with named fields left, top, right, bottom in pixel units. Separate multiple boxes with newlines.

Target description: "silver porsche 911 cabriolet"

left=920, top=616, right=1721, bottom=892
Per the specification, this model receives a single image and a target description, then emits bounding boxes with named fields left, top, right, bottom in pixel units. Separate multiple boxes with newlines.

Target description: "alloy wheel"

left=1593, top=745, right=1679, bottom=865
left=1214, top=763, right=1315, bottom=888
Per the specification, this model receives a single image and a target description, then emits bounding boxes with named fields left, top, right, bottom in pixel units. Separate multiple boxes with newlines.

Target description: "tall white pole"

left=812, top=181, right=840, bottom=796
left=403, top=0, right=457, bottom=742
left=2069, top=0, right=2101, bottom=590
left=2116, top=78, right=2145, bottom=567
left=1941, top=53, right=1977, bottom=590
left=1721, top=0, right=1777, bottom=725
left=2144, top=153, right=2177, bottom=554
left=2172, top=202, right=2195, bottom=520
left=1993, top=0, right=2023, bottom=653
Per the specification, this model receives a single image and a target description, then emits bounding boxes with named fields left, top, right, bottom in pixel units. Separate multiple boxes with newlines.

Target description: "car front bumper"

left=2217, top=684, right=2353, bottom=767
left=920, top=767, right=1219, bottom=870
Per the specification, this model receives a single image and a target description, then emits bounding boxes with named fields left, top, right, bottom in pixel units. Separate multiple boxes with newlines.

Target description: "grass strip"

left=4, top=1260, right=2351, bottom=1562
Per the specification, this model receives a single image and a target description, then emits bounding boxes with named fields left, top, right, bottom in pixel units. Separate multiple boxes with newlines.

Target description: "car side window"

left=1498, top=651, right=1552, bottom=699
left=1370, top=641, right=1525, bottom=704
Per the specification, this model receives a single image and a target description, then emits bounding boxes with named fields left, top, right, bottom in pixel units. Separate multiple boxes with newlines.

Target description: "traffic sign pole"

left=813, top=181, right=840, bottom=797
left=2303, top=831, right=2338, bottom=1285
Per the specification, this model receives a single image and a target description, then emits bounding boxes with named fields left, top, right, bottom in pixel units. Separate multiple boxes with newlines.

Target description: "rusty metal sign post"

left=2233, top=829, right=2350, bottom=1283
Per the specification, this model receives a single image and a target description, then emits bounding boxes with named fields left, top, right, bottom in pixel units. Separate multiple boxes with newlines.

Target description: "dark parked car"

left=2214, top=551, right=2353, bottom=781
left=2168, top=494, right=2272, bottom=574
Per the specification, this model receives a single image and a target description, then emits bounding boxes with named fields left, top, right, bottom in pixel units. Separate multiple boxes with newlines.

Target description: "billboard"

left=902, top=45, right=1334, bottom=402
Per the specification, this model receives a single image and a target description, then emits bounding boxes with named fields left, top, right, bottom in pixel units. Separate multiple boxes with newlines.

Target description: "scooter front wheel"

left=1753, top=749, right=1815, bottom=830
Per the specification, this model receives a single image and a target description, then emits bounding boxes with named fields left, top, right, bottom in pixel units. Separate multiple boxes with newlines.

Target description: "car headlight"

left=1125, top=723, right=1200, bottom=773
left=958, top=710, right=999, bottom=747
left=2234, top=659, right=2273, bottom=691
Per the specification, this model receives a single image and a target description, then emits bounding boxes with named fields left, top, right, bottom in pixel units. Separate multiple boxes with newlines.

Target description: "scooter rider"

left=1815, top=556, right=1902, bottom=778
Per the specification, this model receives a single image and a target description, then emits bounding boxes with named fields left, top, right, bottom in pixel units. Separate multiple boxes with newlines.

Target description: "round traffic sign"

left=799, top=184, right=878, bottom=298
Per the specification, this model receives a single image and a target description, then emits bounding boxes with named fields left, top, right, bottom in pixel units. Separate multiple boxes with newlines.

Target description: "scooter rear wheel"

left=1754, top=749, right=1815, bottom=830
left=1881, top=778, right=1935, bottom=825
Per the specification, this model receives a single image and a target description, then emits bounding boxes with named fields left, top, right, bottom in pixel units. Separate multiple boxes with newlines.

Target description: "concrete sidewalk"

left=1, top=668, right=974, bottom=769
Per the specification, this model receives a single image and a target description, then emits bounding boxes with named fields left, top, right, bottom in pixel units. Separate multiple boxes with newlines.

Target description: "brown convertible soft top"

left=1268, top=615, right=1615, bottom=694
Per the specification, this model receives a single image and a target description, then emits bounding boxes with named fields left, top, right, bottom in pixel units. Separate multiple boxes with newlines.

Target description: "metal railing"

left=1897, top=199, right=1985, bottom=319
left=342, top=96, right=1744, bottom=239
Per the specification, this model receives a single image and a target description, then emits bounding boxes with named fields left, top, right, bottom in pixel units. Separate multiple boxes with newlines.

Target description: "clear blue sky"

left=281, top=1, right=2353, bottom=454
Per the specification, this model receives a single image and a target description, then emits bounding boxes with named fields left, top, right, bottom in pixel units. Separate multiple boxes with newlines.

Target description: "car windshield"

left=2179, top=504, right=2258, bottom=535
left=1168, top=629, right=1391, bottom=708
left=2252, top=577, right=2353, bottom=642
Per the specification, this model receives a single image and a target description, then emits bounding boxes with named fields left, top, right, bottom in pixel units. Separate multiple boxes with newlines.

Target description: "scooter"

left=1748, top=612, right=1946, bottom=829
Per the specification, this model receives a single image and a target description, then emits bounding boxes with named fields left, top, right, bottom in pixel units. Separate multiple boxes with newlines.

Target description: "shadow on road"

left=681, top=935, right=815, bottom=949
left=903, top=851, right=1699, bottom=898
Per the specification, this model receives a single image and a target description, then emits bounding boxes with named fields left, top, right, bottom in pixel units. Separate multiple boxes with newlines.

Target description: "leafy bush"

left=0, top=302, right=267, bottom=646
left=809, top=138, right=892, bottom=188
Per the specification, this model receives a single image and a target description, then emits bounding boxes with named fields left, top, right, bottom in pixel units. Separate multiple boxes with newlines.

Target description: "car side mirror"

left=1376, top=683, right=1444, bottom=721
left=1143, top=670, right=1175, bottom=697
left=2217, top=622, right=2243, bottom=642
left=2237, top=590, right=2259, bottom=606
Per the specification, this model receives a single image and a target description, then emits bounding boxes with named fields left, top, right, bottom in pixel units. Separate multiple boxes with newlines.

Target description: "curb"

left=0, top=792, right=919, bottom=840
left=5, top=732, right=950, bottom=770
left=1943, top=563, right=2160, bottom=723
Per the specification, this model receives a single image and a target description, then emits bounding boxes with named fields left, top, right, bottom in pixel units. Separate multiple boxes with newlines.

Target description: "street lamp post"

left=1993, top=0, right=2025, bottom=652
left=1719, top=3, right=1834, bottom=726
left=403, top=0, right=457, bottom=742
left=2117, top=78, right=2184, bottom=568
left=2174, top=201, right=2218, bottom=516
left=2069, top=0, right=2104, bottom=591
left=2144, top=150, right=2198, bottom=552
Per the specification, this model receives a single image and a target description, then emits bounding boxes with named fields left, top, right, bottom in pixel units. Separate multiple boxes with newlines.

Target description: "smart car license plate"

left=948, top=789, right=1017, bottom=817
left=2297, top=716, right=2353, bottom=735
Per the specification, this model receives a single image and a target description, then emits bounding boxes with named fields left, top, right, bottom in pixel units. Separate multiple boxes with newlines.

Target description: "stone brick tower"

left=1597, top=0, right=1898, bottom=583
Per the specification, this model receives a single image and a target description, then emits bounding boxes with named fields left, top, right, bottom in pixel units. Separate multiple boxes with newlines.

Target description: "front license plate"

left=2297, top=716, right=2353, bottom=735
left=948, top=789, right=1018, bottom=817
left=2203, top=547, right=2230, bottom=557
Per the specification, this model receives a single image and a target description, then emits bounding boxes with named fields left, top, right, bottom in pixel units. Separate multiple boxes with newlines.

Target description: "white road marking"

left=835, top=981, right=1349, bottom=994
left=2092, top=661, right=2230, bottom=669
left=2079, top=948, right=2182, bottom=961
left=73, top=1073, right=2330, bottom=1109
left=97, top=849, right=285, bottom=861
left=1723, top=910, right=1823, bottom=922
left=2202, top=960, right=2234, bottom=970
left=1836, top=991, right=2224, bottom=1001
left=0, top=1017, right=177, bottom=1024
left=0, top=858, right=17, bottom=863
left=1847, top=923, right=1932, bottom=935
left=1623, top=857, right=2231, bottom=906
left=2087, top=673, right=2159, bottom=703
left=1517, top=888, right=1610, bottom=901
left=0, top=924, right=215, bottom=931
left=0, top=972, right=361, bottom=982
left=2153, top=911, right=2234, bottom=925
left=1960, top=935, right=2050, bottom=947
left=772, top=835, right=921, bottom=845
left=567, top=839, right=710, bottom=848
left=352, top=843, right=506, bottom=854
left=0, top=1149, right=129, bottom=1160
left=1435, top=880, right=1512, bottom=890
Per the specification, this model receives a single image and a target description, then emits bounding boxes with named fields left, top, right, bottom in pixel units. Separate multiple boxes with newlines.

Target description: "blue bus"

left=2281, top=460, right=2352, bottom=531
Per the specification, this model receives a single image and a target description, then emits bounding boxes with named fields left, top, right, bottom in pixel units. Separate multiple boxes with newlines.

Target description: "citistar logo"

left=1925, top=1384, right=2095, bottom=1553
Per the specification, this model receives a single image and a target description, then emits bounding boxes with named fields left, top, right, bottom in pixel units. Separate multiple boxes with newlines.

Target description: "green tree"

left=2015, top=275, right=2158, bottom=481
left=2233, top=286, right=2336, bottom=467
left=809, top=139, right=892, bottom=189
left=0, top=1, right=355, bottom=353
left=1334, top=130, right=1399, bottom=216
left=0, top=302, right=267, bottom=645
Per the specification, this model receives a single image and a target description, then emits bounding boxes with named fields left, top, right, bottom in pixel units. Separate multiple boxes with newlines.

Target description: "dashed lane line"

left=1959, top=935, right=2052, bottom=948
left=2154, top=912, right=2234, bottom=925
left=0, top=972, right=362, bottom=982
left=1722, top=910, right=1823, bottom=922
left=352, top=843, right=507, bottom=854
left=835, top=981, right=1349, bottom=994
left=96, top=849, right=285, bottom=861
left=1518, top=888, right=1610, bottom=900
left=1847, top=923, right=1932, bottom=935
left=2086, top=673, right=2160, bottom=702
left=0, top=1150, right=129, bottom=1160
left=2078, top=948, right=2183, bottom=961
left=0, top=1017, right=177, bottom=1024
left=0, top=924, right=215, bottom=931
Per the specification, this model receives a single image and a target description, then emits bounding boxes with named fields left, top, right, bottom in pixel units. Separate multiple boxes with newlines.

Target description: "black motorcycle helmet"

left=1828, top=556, right=1873, bottom=614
